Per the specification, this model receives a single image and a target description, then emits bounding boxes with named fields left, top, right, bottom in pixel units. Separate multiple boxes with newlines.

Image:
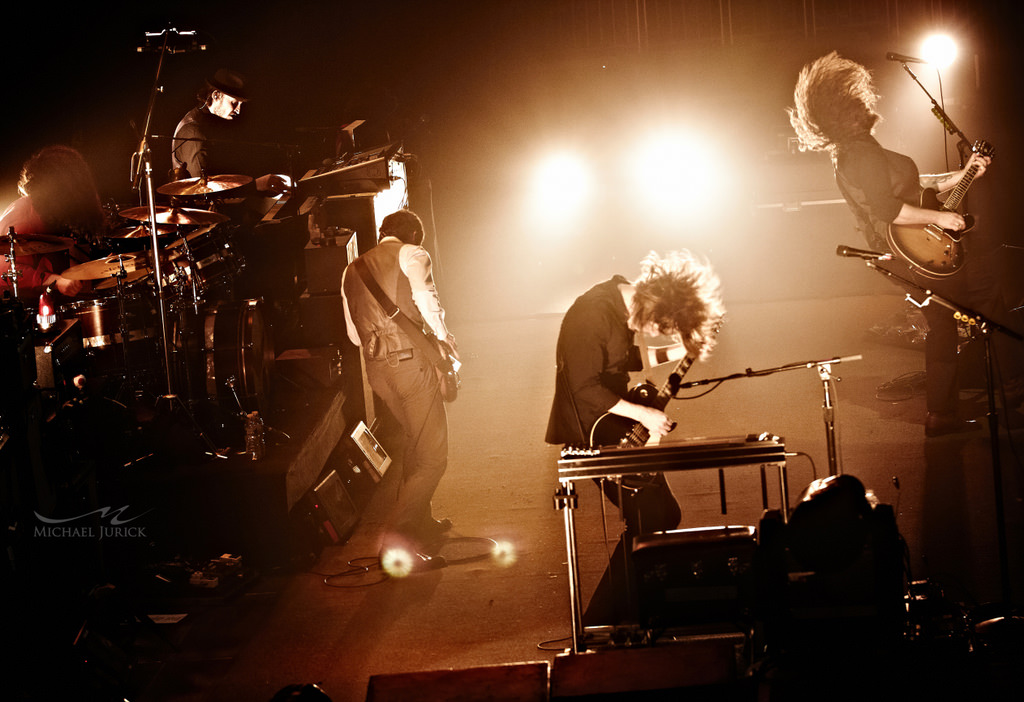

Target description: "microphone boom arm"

left=896, top=62, right=972, bottom=147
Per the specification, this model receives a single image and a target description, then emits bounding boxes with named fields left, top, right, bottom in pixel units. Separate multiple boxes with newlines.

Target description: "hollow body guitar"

left=587, top=350, right=697, bottom=448
left=886, top=140, right=993, bottom=279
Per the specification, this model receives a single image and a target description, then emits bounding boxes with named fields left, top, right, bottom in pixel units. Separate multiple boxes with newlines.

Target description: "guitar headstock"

left=972, top=140, right=995, bottom=159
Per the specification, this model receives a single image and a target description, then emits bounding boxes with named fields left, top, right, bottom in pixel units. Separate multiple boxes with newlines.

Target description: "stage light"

left=787, top=474, right=872, bottom=573
left=626, top=131, right=725, bottom=216
left=920, top=34, right=957, bottom=69
left=529, top=151, right=591, bottom=221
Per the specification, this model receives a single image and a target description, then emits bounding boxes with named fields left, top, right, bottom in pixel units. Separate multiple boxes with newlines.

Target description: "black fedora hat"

left=206, top=69, right=248, bottom=101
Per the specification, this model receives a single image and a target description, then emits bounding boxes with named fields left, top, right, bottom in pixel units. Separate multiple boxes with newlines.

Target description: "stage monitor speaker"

left=367, top=661, right=549, bottom=702
left=631, top=525, right=757, bottom=629
left=275, top=347, right=343, bottom=388
left=550, top=639, right=737, bottom=699
left=310, top=468, right=358, bottom=545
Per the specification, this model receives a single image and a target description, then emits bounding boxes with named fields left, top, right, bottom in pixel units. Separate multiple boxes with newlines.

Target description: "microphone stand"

left=673, top=354, right=863, bottom=476
left=863, top=259, right=1022, bottom=622
left=896, top=61, right=973, bottom=167
left=130, top=27, right=220, bottom=458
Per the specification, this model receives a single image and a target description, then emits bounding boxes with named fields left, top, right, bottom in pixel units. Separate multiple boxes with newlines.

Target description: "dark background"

left=3, top=1, right=1022, bottom=319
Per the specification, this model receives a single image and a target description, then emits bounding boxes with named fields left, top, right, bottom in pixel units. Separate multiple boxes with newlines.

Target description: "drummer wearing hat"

left=171, top=69, right=290, bottom=196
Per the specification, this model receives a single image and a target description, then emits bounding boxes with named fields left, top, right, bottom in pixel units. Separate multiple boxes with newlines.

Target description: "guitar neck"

left=942, top=140, right=993, bottom=212
left=650, top=353, right=695, bottom=410
left=942, top=163, right=980, bottom=212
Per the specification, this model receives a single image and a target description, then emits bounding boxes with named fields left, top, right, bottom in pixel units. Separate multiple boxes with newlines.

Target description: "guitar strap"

left=350, top=256, right=444, bottom=367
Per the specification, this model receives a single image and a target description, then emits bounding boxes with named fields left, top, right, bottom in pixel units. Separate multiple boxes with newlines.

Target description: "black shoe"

left=418, top=517, right=454, bottom=543
left=925, top=412, right=981, bottom=437
left=410, top=551, right=447, bottom=573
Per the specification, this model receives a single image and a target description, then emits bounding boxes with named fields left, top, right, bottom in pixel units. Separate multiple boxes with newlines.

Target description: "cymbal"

left=62, top=253, right=151, bottom=281
left=119, top=206, right=229, bottom=226
left=107, top=224, right=177, bottom=240
left=165, top=224, right=219, bottom=250
left=157, top=174, right=254, bottom=197
left=0, top=233, right=75, bottom=256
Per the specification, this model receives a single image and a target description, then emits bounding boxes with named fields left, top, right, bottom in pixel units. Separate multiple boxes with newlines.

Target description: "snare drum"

left=60, top=293, right=160, bottom=382
left=61, top=294, right=156, bottom=349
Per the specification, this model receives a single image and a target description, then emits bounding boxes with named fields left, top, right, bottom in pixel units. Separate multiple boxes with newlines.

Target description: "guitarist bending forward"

left=790, top=52, right=1023, bottom=437
left=546, top=250, right=724, bottom=535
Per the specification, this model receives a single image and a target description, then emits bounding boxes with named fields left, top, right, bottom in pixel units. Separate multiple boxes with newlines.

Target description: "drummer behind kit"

left=34, top=170, right=276, bottom=443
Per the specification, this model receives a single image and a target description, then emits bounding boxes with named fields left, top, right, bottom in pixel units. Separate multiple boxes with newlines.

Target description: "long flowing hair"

left=630, top=250, right=724, bottom=360
left=788, top=51, right=881, bottom=155
left=18, top=145, right=105, bottom=240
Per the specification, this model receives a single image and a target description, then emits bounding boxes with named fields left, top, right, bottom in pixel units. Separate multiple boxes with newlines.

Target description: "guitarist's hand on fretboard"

left=959, top=150, right=992, bottom=182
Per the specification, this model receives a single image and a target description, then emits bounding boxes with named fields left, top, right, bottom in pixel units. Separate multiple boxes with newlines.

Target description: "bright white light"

left=626, top=132, right=725, bottom=215
left=491, top=540, right=517, bottom=567
left=379, top=547, right=413, bottom=578
left=921, top=35, right=957, bottom=70
left=529, top=152, right=591, bottom=220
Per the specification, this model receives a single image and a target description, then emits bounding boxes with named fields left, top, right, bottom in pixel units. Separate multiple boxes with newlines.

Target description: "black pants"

left=598, top=473, right=681, bottom=535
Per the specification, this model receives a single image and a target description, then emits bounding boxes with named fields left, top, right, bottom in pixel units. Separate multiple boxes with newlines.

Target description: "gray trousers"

left=365, top=350, right=449, bottom=552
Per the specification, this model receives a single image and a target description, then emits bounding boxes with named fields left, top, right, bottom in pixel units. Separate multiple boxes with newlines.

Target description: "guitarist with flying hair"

left=789, top=51, right=1024, bottom=437
left=545, top=250, right=724, bottom=535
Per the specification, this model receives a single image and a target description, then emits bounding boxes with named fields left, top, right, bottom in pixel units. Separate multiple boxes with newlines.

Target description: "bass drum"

left=191, top=298, right=275, bottom=414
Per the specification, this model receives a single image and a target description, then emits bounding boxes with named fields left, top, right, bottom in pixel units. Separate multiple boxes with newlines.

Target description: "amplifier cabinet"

left=632, top=525, right=757, bottom=629
left=34, top=318, right=84, bottom=390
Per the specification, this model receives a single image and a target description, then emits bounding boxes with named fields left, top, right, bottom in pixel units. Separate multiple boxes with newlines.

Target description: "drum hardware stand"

left=3, top=227, right=21, bottom=299
left=174, top=234, right=204, bottom=312
left=674, top=354, right=863, bottom=476
left=861, top=257, right=1023, bottom=626
left=110, top=257, right=140, bottom=401
left=130, top=26, right=220, bottom=458
left=225, top=375, right=289, bottom=449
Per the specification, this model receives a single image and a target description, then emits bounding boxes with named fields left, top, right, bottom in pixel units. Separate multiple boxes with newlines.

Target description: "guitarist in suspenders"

left=790, top=52, right=1023, bottom=437
left=545, top=251, right=724, bottom=535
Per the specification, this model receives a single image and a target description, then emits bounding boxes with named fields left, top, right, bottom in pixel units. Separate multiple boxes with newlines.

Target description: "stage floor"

left=25, top=293, right=1024, bottom=700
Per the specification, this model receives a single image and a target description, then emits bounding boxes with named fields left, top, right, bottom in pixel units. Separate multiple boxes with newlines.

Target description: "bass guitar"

left=886, top=140, right=994, bottom=278
left=588, top=340, right=706, bottom=448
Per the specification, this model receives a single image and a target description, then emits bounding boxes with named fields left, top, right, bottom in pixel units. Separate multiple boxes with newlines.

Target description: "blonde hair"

left=788, top=51, right=881, bottom=154
left=630, top=250, right=724, bottom=360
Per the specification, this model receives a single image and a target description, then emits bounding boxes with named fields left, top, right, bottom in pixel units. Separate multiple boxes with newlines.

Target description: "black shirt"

left=545, top=275, right=642, bottom=445
left=835, top=134, right=920, bottom=250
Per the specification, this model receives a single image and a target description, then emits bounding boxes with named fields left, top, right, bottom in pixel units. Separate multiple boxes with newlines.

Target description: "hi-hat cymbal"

left=119, top=206, right=229, bottom=226
left=157, top=174, right=254, bottom=197
left=62, top=253, right=151, bottom=281
left=108, top=224, right=177, bottom=240
left=0, top=233, right=75, bottom=256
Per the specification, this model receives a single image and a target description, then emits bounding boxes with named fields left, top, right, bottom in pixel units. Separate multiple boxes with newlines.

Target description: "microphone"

left=886, top=52, right=928, bottom=64
left=836, top=245, right=891, bottom=261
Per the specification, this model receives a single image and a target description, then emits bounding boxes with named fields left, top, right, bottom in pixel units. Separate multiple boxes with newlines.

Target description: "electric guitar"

left=588, top=341, right=705, bottom=449
left=433, top=335, right=461, bottom=402
left=886, top=140, right=994, bottom=279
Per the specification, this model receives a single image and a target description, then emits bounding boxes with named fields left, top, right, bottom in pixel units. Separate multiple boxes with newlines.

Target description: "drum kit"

left=39, top=173, right=273, bottom=423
